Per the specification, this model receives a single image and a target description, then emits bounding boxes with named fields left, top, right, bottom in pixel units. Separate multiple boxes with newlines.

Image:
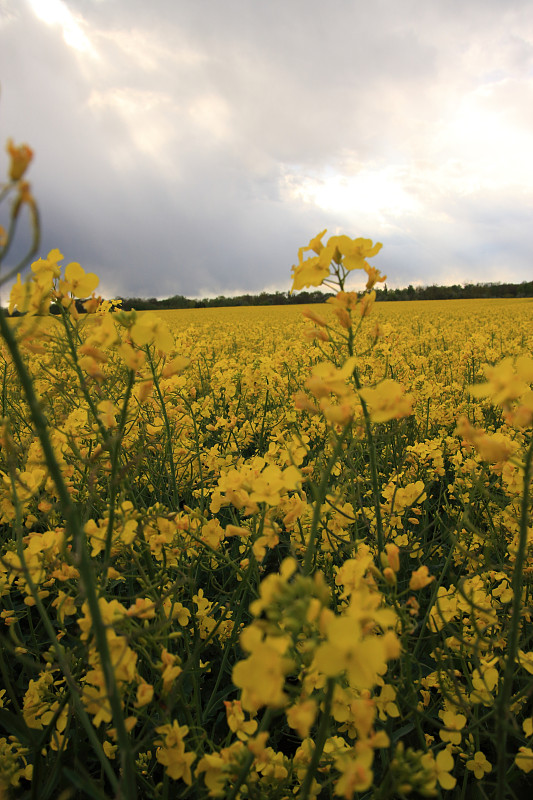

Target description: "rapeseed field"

left=1, top=145, right=533, bottom=800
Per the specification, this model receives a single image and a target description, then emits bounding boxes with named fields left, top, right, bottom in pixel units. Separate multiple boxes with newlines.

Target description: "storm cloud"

left=1, top=0, right=532, bottom=298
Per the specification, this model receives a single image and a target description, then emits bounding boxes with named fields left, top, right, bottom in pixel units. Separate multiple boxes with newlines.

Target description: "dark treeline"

left=4, top=290, right=330, bottom=316
left=117, top=290, right=332, bottom=311
left=116, top=280, right=533, bottom=310
left=376, top=280, right=533, bottom=302
left=6, top=281, right=532, bottom=317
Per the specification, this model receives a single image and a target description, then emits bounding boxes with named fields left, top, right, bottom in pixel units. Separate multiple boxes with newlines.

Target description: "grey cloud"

left=1, top=0, right=532, bottom=299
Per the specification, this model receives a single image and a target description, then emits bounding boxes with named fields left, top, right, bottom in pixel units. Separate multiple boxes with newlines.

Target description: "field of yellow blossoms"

left=1, top=143, right=533, bottom=800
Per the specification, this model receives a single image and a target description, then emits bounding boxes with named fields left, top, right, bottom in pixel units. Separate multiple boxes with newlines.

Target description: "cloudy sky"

left=1, top=0, right=532, bottom=299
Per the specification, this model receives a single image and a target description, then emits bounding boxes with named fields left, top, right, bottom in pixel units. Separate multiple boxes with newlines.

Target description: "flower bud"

left=383, top=567, right=397, bottom=585
left=6, top=139, right=33, bottom=181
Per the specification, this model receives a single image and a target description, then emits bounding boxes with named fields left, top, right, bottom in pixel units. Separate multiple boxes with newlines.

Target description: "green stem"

left=412, top=528, right=457, bottom=660
left=202, top=565, right=254, bottom=724
left=495, top=439, right=533, bottom=800
left=148, top=348, right=178, bottom=508
left=0, top=306, right=137, bottom=800
left=298, top=677, right=335, bottom=800
left=181, top=392, right=206, bottom=512
left=0, top=641, right=22, bottom=712
left=59, top=309, right=113, bottom=444
left=303, top=424, right=351, bottom=575
left=0, top=199, right=41, bottom=286
left=226, top=708, right=274, bottom=800
left=351, top=369, right=385, bottom=556
left=9, top=473, right=119, bottom=794
left=103, top=368, right=135, bottom=570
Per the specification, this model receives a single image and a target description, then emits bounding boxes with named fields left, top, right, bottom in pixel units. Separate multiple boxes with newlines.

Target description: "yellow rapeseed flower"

left=155, top=721, right=196, bottom=784
left=59, top=261, right=99, bottom=298
left=466, top=751, right=492, bottom=779
left=359, top=379, right=413, bottom=423
left=515, top=747, right=533, bottom=773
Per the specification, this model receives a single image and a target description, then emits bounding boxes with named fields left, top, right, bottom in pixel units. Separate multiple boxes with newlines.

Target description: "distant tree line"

left=375, top=280, right=533, bottom=302
left=5, top=281, right=533, bottom=316
left=116, top=290, right=332, bottom=311
left=116, top=280, right=533, bottom=310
